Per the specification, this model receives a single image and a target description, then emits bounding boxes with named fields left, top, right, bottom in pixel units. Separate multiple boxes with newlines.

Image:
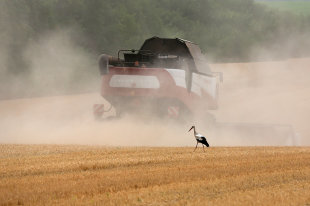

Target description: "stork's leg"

left=203, top=144, right=205, bottom=152
left=194, top=142, right=198, bottom=151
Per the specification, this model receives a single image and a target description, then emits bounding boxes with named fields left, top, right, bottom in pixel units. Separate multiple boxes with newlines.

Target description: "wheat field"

left=0, top=145, right=309, bottom=206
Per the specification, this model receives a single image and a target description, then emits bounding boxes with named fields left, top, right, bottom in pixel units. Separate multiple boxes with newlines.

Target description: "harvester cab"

left=94, top=36, right=297, bottom=146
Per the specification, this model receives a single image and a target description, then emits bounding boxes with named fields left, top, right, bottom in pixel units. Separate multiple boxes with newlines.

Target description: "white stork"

left=188, top=126, right=209, bottom=151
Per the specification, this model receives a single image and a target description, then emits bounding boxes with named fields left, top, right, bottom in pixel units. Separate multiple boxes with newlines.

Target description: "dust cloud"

left=0, top=28, right=98, bottom=100
left=0, top=28, right=193, bottom=147
left=0, top=93, right=192, bottom=146
left=210, top=58, right=310, bottom=146
left=1, top=59, right=309, bottom=146
left=23, top=29, right=98, bottom=95
left=0, top=28, right=310, bottom=146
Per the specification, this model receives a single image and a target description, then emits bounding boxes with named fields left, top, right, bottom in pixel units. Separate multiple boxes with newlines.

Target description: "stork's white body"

left=194, top=132, right=205, bottom=142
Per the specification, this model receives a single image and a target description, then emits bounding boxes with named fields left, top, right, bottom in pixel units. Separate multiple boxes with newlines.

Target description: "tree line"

left=1, top=0, right=310, bottom=74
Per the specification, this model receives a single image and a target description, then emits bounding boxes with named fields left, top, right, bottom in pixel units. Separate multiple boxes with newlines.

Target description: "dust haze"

left=0, top=29, right=98, bottom=99
left=0, top=29, right=193, bottom=146
left=1, top=31, right=310, bottom=147
left=0, top=93, right=193, bottom=146
left=210, top=58, right=310, bottom=146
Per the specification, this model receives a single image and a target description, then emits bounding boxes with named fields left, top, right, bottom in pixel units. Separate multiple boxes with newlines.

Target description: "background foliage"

left=2, top=0, right=310, bottom=62
left=257, top=0, right=310, bottom=16
left=1, top=0, right=310, bottom=98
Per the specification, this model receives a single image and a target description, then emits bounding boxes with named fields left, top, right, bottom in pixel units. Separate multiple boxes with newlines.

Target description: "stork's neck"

left=193, top=127, right=197, bottom=135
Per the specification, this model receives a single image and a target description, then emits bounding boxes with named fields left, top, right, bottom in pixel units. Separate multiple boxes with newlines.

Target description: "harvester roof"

left=139, top=36, right=211, bottom=75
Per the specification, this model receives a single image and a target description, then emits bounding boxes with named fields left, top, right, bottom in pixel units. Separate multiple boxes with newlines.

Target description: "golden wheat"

left=0, top=145, right=309, bottom=205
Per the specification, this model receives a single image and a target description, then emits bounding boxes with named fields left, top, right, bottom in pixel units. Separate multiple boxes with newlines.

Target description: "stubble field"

left=1, top=145, right=310, bottom=206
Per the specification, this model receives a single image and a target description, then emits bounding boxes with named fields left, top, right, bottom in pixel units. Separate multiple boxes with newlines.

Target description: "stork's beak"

left=188, top=127, right=193, bottom=132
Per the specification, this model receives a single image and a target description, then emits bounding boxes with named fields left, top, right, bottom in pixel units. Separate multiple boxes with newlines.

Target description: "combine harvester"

left=94, top=37, right=297, bottom=146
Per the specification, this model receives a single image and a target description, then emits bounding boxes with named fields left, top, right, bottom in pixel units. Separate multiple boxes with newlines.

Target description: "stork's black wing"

left=200, top=136, right=209, bottom=147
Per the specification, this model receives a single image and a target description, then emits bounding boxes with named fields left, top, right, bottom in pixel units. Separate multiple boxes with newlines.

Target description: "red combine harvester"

left=94, top=37, right=298, bottom=146
left=96, top=37, right=221, bottom=119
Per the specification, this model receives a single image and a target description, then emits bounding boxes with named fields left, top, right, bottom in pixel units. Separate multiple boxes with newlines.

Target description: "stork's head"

left=188, top=126, right=195, bottom=132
